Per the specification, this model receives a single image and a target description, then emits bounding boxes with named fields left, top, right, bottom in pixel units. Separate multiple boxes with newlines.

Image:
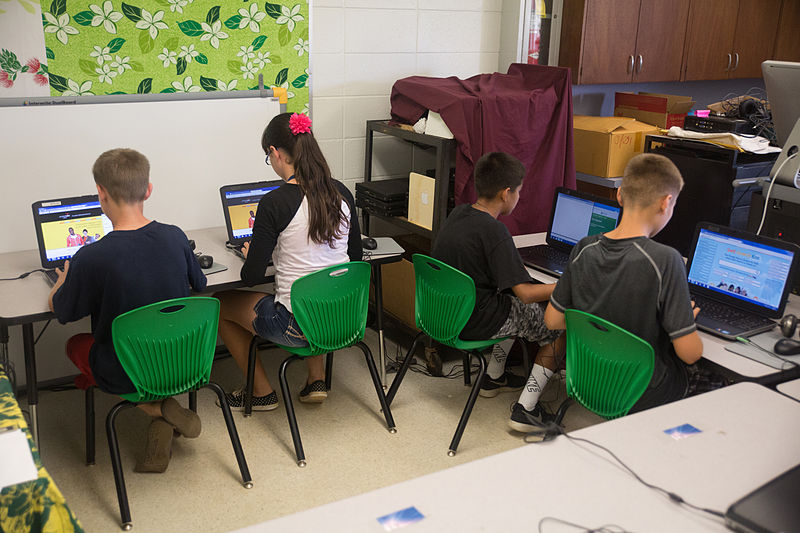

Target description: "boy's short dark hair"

left=621, top=153, right=684, bottom=209
left=474, top=152, right=525, bottom=199
left=92, top=148, right=150, bottom=204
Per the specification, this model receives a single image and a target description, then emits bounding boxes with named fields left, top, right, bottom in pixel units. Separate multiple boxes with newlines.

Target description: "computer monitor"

left=762, top=60, right=800, bottom=147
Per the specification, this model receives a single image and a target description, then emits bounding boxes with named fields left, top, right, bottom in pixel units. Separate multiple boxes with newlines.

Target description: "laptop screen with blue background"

left=550, top=192, right=621, bottom=246
left=687, top=228, right=795, bottom=312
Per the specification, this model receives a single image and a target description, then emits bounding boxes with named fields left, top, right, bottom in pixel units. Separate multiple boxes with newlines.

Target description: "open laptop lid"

left=31, top=194, right=113, bottom=269
left=219, top=180, right=282, bottom=246
left=545, top=187, right=622, bottom=251
left=725, top=462, right=800, bottom=533
left=686, top=222, right=799, bottom=320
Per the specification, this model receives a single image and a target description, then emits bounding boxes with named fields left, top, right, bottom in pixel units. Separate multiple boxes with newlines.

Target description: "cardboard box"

left=614, top=92, right=695, bottom=129
left=572, top=116, right=660, bottom=178
left=380, top=258, right=416, bottom=328
left=408, top=172, right=435, bottom=230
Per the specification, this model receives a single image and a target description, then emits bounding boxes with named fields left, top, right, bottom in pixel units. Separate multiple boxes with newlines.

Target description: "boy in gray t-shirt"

left=543, top=153, right=704, bottom=415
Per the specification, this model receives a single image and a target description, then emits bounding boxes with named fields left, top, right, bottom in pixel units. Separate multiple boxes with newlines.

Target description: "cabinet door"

left=683, top=0, right=739, bottom=80
left=773, top=0, right=800, bottom=61
left=632, top=0, right=689, bottom=82
left=731, top=0, right=782, bottom=78
left=579, top=0, right=641, bottom=84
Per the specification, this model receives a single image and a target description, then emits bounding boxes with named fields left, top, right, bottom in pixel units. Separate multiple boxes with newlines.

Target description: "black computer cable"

left=0, top=268, right=48, bottom=281
left=735, top=336, right=799, bottom=370
left=538, top=516, right=634, bottom=533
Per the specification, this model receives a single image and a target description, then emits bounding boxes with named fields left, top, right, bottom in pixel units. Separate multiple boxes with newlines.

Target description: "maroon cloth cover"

left=390, top=64, right=575, bottom=235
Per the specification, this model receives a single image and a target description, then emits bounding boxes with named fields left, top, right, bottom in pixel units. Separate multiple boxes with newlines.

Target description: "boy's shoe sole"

left=299, top=380, right=328, bottom=403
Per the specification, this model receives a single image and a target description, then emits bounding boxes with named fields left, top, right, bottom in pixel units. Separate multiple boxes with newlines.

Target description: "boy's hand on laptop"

left=241, top=241, right=250, bottom=259
left=691, top=300, right=700, bottom=319
left=55, top=260, right=69, bottom=287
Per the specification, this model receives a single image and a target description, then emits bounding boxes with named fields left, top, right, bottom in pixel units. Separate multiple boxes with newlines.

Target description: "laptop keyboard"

left=519, top=245, right=568, bottom=263
left=692, top=295, right=774, bottom=330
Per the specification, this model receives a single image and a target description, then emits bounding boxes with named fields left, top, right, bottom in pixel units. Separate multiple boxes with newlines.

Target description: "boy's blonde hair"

left=92, top=148, right=150, bottom=204
left=620, top=153, right=683, bottom=209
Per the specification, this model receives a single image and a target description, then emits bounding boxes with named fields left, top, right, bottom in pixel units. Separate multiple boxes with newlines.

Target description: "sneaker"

left=217, top=387, right=279, bottom=412
left=479, top=371, right=526, bottom=398
left=508, top=402, right=544, bottom=433
left=299, top=380, right=327, bottom=403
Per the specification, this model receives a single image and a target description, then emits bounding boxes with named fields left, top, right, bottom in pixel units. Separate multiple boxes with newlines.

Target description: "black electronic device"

left=684, top=115, right=754, bottom=135
left=198, top=255, right=214, bottom=269
left=774, top=338, right=800, bottom=356
left=725, top=463, right=800, bottom=533
left=219, top=180, right=282, bottom=247
left=361, top=237, right=377, bottom=251
left=780, top=314, right=798, bottom=338
left=355, top=177, right=409, bottom=219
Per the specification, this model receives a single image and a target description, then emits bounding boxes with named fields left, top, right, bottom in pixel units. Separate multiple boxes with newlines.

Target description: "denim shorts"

left=252, top=294, right=308, bottom=347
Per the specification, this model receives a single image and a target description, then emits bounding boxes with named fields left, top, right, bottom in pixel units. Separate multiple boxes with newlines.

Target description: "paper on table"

left=0, top=428, right=38, bottom=489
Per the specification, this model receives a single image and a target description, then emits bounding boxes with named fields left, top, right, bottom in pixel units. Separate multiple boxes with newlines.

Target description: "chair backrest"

left=412, top=254, right=476, bottom=347
left=112, top=297, right=220, bottom=403
left=290, top=261, right=371, bottom=354
left=564, top=309, right=655, bottom=419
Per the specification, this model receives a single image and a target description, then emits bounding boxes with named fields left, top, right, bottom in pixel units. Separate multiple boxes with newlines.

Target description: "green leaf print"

left=107, top=38, right=126, bottom=54
left=79, top=59, right=96, bottom=75
left=46, top=47, right=55, bottom=60
left=224, top=14, right=242, bottom=30
left=270, top=53, right=281, bottom=64
left=200, top=76, right=217, bottom=91
left=196, top=53, right=208, bottom=64
left=137, top=78, right=152, bottom=94
left=50, top=0, right=66, bottom=17
left=0, top=49, right=21, bottom=74
left=176, top=56, right=187, bottom=75
left=206, top=6, right=220, bottom=25
left=138, top=31, right=155, bottom=53
left=178, top=20, right=204, bottom=36
left=227, top=60, right=240, bottom=74
left=275, top=67, right=287, bottom=86
left=164, top=36, right=179, bottom=50
left=49, top=73, right=69, bottom=92
left=160, top=87, right=176, bottom=93
left=252, top=35, right=267, bottom=51
left=74, top=10, right=94, bottom=26
left=291, top=73, right=307, bottom=88
left=121, top=3, right=143, bottom=23
left=107, top=91, right=126, bottom=94
left=129, top=60, right=144, bottom=72
left=278, top=25, right=289, bottom=46
left=264, top=2, right=281, bottom=19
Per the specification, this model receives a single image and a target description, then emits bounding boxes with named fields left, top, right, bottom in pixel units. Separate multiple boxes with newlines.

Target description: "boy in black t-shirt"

left=432, top=152, right=563, bottom=428
left=544, top=153, right=706, bottom=416
left=49, top=148, right=207, bottom=473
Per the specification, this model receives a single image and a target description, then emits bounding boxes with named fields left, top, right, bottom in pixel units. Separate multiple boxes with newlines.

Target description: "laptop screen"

left=549, top=191, right=621, bottom=246
left=221, top=183, right=280, bottom=242
left=687, top=227, right=795, bottom=312
left=33, top=197, right=112, bottom=266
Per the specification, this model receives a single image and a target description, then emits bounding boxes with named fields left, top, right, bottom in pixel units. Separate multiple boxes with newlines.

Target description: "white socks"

left=486, top=338, right=515, bottom=379
left=518, top=363, right=554, bottom=411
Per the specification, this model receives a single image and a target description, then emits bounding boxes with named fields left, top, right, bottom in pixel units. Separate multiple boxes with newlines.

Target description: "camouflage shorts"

left=493, top=297, right=561, bottom=346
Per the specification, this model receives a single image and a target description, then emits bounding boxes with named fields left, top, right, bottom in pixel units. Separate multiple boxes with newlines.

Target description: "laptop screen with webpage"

left=549, top=190, right=621, bottom=247
left=220, top=181, right=282, bottom=245
left=32, top=196, right=112, bottom=269
left=687, top=227, right=795, bottom=313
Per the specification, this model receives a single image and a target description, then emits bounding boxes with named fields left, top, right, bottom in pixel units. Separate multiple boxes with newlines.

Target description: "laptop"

left=31, top=195, right=112, bottom=284
left=686, top=222, right=800, bottom=340
left=219, top=180, right=282, bottom=258
left=725, top=462, right=800, bottom=533
left=518, top=187, right=622, bottom=277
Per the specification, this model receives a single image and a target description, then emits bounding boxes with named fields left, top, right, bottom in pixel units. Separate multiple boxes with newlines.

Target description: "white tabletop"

left=237, top=383, right=800, bottom=532
left=777, top=378, right=800, bottom=401
left=513, top=233, right=800, bottom=379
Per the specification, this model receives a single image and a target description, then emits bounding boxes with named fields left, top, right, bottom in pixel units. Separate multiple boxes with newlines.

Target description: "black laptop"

left=725, top=463, right=800, bottom=533
left=686, top=222, right=800, bottom=340
left=219, top=181, right=282, bottom=258
left=518, top=187, right=622, bottom=277
left=31, top=195, right=112, bottom=284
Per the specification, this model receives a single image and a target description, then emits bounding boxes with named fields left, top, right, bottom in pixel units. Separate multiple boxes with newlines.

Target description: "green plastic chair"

left=83, top=297, right=252, bottom=530
left=553, top=309, right=655, bottom=424
left=386, top=254, right=524, bottom=456
left=243, top=262, right=396, bottom=467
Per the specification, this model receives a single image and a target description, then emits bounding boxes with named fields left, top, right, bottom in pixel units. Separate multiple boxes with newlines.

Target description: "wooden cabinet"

left=560, top=0, right=689, bottom=84
left=683, top=0, right=781, bottom=81
left=774, top=0, right=800, bottom=61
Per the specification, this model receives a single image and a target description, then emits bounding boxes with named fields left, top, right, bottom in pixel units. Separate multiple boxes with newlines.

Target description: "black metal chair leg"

left=244, top=336, right=259, bottom=417
left=279, top=355, right=306, bottom=467
left=105, top=401, right=136, bottom=530
left=204, top=382, right=253, bottom=488
left=355, top=342, right=396, bottom=433
left=463, top=352, right=471, bottom=386
left=324, top=352, right=333, bottom=391
left=85, top=386, right=95, bottom=465
left=188, top=390, right=197, bottom=413
left=518, top=339, right=531, bottom=377
left=448, top=351, right=487, bottom=457
left=386, top=332, right=425, bottom=406
left=553, top=397, right=573, bottom=426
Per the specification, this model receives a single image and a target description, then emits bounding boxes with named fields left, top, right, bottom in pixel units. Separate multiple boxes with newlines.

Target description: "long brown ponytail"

left=262, top=113, right=347, bottom=246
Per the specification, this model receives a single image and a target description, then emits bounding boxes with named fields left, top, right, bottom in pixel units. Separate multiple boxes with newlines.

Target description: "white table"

left=513, top=233, right=800, bottom=382
left=237, top=383, right=800, bottom=532
left=777, top=378, right=800, bottom=401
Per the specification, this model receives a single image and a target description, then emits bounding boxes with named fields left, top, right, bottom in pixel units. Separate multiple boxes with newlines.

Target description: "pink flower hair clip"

left=289, top=113, right=312, bottom=135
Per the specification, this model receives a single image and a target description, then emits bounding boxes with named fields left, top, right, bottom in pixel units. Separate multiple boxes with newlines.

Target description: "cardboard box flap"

left=573, top=115, right=636, bottom=133
left=639, top=92, right=695, bottom=113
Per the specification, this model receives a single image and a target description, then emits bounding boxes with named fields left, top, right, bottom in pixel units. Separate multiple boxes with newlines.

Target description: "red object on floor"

left=66, top=333, right=98, bottom=390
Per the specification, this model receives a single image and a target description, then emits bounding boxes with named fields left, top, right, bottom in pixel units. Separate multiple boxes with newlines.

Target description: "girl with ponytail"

left=215, top=112, right=362, bottom=410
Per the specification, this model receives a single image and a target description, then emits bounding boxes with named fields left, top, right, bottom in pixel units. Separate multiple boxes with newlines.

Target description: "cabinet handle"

left=627, top=55, right=634, bottom=74
left=733, top=52, right=740, bottom=71
left=636, top=54, right=643, bottom=73
left=725, top=53, right=732, bottom=71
